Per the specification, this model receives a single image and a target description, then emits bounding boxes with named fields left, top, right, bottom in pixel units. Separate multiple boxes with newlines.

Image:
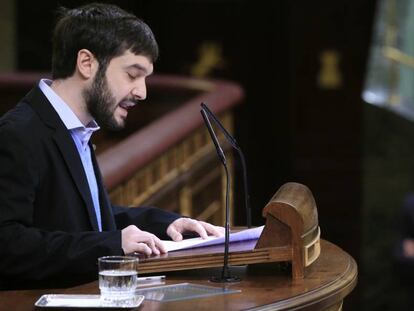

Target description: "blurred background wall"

left=0, top=0, right=15, bottom=71
left=5, top=0, right=414, bottom=310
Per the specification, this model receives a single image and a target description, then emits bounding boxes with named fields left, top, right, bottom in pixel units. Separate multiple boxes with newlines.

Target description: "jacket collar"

left=23, top=87, right=108, bottom=231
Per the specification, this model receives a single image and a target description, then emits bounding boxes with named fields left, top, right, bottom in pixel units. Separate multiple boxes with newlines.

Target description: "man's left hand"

left=166, top=218, right=225, bottom=242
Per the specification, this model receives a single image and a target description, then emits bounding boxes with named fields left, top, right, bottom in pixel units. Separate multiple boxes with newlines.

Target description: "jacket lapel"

left=24, top=87, right=100, bottom=231
left=90, top=144, right=117, bottom=231
left=53, top=130, right=100, bottom=231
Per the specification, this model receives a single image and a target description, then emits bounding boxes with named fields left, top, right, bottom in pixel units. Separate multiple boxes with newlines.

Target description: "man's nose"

left=132, top=80, right=147, bottom=101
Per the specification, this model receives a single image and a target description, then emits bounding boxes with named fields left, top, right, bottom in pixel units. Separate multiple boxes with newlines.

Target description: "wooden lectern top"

left=0, top=240, right=357, bottom=311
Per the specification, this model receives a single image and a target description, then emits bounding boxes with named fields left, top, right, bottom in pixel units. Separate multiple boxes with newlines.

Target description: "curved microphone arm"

left=201, top=103, right=252, bottom=228
left=237, top=148, right=251, bottom=228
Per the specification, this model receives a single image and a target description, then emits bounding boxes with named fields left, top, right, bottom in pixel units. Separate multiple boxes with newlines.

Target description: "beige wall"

left=0, top=0, right=15, bottom=71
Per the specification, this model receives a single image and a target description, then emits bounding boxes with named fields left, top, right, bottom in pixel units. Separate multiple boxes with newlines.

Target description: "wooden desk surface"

left=0, top=240, right=357, bottom=311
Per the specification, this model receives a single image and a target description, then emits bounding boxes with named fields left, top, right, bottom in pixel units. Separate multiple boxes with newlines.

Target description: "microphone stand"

left=201, top=103, right=252, bottom=228
left=201, top=109, right=241, bottom=283
left=238, top=149, right=251, bottom=228
left=211, top=163, right=240, bottom=282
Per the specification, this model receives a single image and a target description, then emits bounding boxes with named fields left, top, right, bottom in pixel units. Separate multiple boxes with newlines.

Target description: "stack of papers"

left=162, top=226, right=264, bottom=252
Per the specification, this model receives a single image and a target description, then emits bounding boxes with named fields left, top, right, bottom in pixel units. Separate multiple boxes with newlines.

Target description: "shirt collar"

left=38, top=79, right=100, bottom=133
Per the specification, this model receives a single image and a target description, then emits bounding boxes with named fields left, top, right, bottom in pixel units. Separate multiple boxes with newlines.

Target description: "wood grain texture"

left=255, top=182, right=321, bottom=279
left=0, top=240, right=357, bottom=311
left=130, top=182, right=321, bottom=280
left=137, top=239, right=292, bottom=274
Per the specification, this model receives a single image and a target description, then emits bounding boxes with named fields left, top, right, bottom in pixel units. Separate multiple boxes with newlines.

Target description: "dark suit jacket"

left=0, top=87, right=180, bottom=290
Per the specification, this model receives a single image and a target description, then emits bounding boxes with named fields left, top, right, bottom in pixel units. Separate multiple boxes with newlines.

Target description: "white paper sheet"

left=162, top=225, right=264, bottom=252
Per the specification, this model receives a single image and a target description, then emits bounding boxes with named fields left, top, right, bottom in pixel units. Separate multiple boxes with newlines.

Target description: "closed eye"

left=127, top=72, right=137, bottom=80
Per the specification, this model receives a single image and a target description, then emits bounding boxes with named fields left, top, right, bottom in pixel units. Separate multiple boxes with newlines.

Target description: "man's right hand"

left=121, top=225, right=167, bottom=256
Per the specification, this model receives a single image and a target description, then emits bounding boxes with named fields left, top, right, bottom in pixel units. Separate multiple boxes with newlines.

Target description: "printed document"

left=162, top=225, right=264, bottom=252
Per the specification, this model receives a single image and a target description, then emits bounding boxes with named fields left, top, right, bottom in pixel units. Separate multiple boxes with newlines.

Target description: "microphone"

left=200, top=109, right=226, bottom=166
left=200, top=108, right=240, bottom=283
left=200, top=103, right=252, bottom=228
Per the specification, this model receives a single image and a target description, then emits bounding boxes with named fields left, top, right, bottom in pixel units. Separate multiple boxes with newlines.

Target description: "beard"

left=83, top=67, right=124, bottom=131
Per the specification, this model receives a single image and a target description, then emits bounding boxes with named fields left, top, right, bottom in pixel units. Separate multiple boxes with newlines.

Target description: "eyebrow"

left=125, top=64, right=153, bottom=75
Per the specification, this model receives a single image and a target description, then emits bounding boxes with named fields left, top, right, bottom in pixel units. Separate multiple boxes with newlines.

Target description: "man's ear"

left=76, top=49, right=98, bottom=79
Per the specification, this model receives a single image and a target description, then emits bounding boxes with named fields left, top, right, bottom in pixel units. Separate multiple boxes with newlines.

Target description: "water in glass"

left=99, top=269, right=138, bottom=306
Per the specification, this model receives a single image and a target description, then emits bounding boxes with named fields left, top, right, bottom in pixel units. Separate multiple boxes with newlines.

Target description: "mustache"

left=119, top=97, right=139, bottom=106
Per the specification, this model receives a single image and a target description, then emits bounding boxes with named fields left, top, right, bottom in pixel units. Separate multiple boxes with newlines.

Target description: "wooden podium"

left=0, top=239, right=356, bottom=311
left=0, top=182, right=356, bottom=311
left=138, top=182, right=321, bottom=280
left=1, top=182, right=355, bottom=311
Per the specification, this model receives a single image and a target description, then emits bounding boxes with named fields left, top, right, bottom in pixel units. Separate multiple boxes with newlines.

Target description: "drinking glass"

left=98, top=256, right=139, bottom=306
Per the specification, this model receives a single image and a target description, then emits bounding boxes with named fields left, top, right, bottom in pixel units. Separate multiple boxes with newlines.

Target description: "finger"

left=201, top=222, right=225, bottom=237
left=147, top=241, right=160, bottom=256
left=147, top=235, right=162, bottom=256
left=133, top=243, right=152, bottom=256
left=167, top=225, right=183, bottom=242
left=153, top=236, right=167, bottom=254
left=185, top=219, right=208, bottom=239
left=136, top=232, right=160, bottom=255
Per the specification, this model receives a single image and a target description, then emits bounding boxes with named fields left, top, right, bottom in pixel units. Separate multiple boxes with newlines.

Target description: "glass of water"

left=98, top=256, right=139, bottom=306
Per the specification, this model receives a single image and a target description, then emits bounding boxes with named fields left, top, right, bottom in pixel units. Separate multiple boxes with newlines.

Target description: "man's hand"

left=121, top=225, right=167, bottom=256
left=166, top=218, right=225, bottom=242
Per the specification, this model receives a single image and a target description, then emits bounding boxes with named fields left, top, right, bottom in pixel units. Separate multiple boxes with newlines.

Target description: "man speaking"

left=0, top=3, right=223, bottom=290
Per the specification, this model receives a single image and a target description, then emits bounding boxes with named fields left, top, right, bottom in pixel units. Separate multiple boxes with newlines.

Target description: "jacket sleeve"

left=112, top=205, right=181, bottom=239
left=0, top=121, right=123, bottom=289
